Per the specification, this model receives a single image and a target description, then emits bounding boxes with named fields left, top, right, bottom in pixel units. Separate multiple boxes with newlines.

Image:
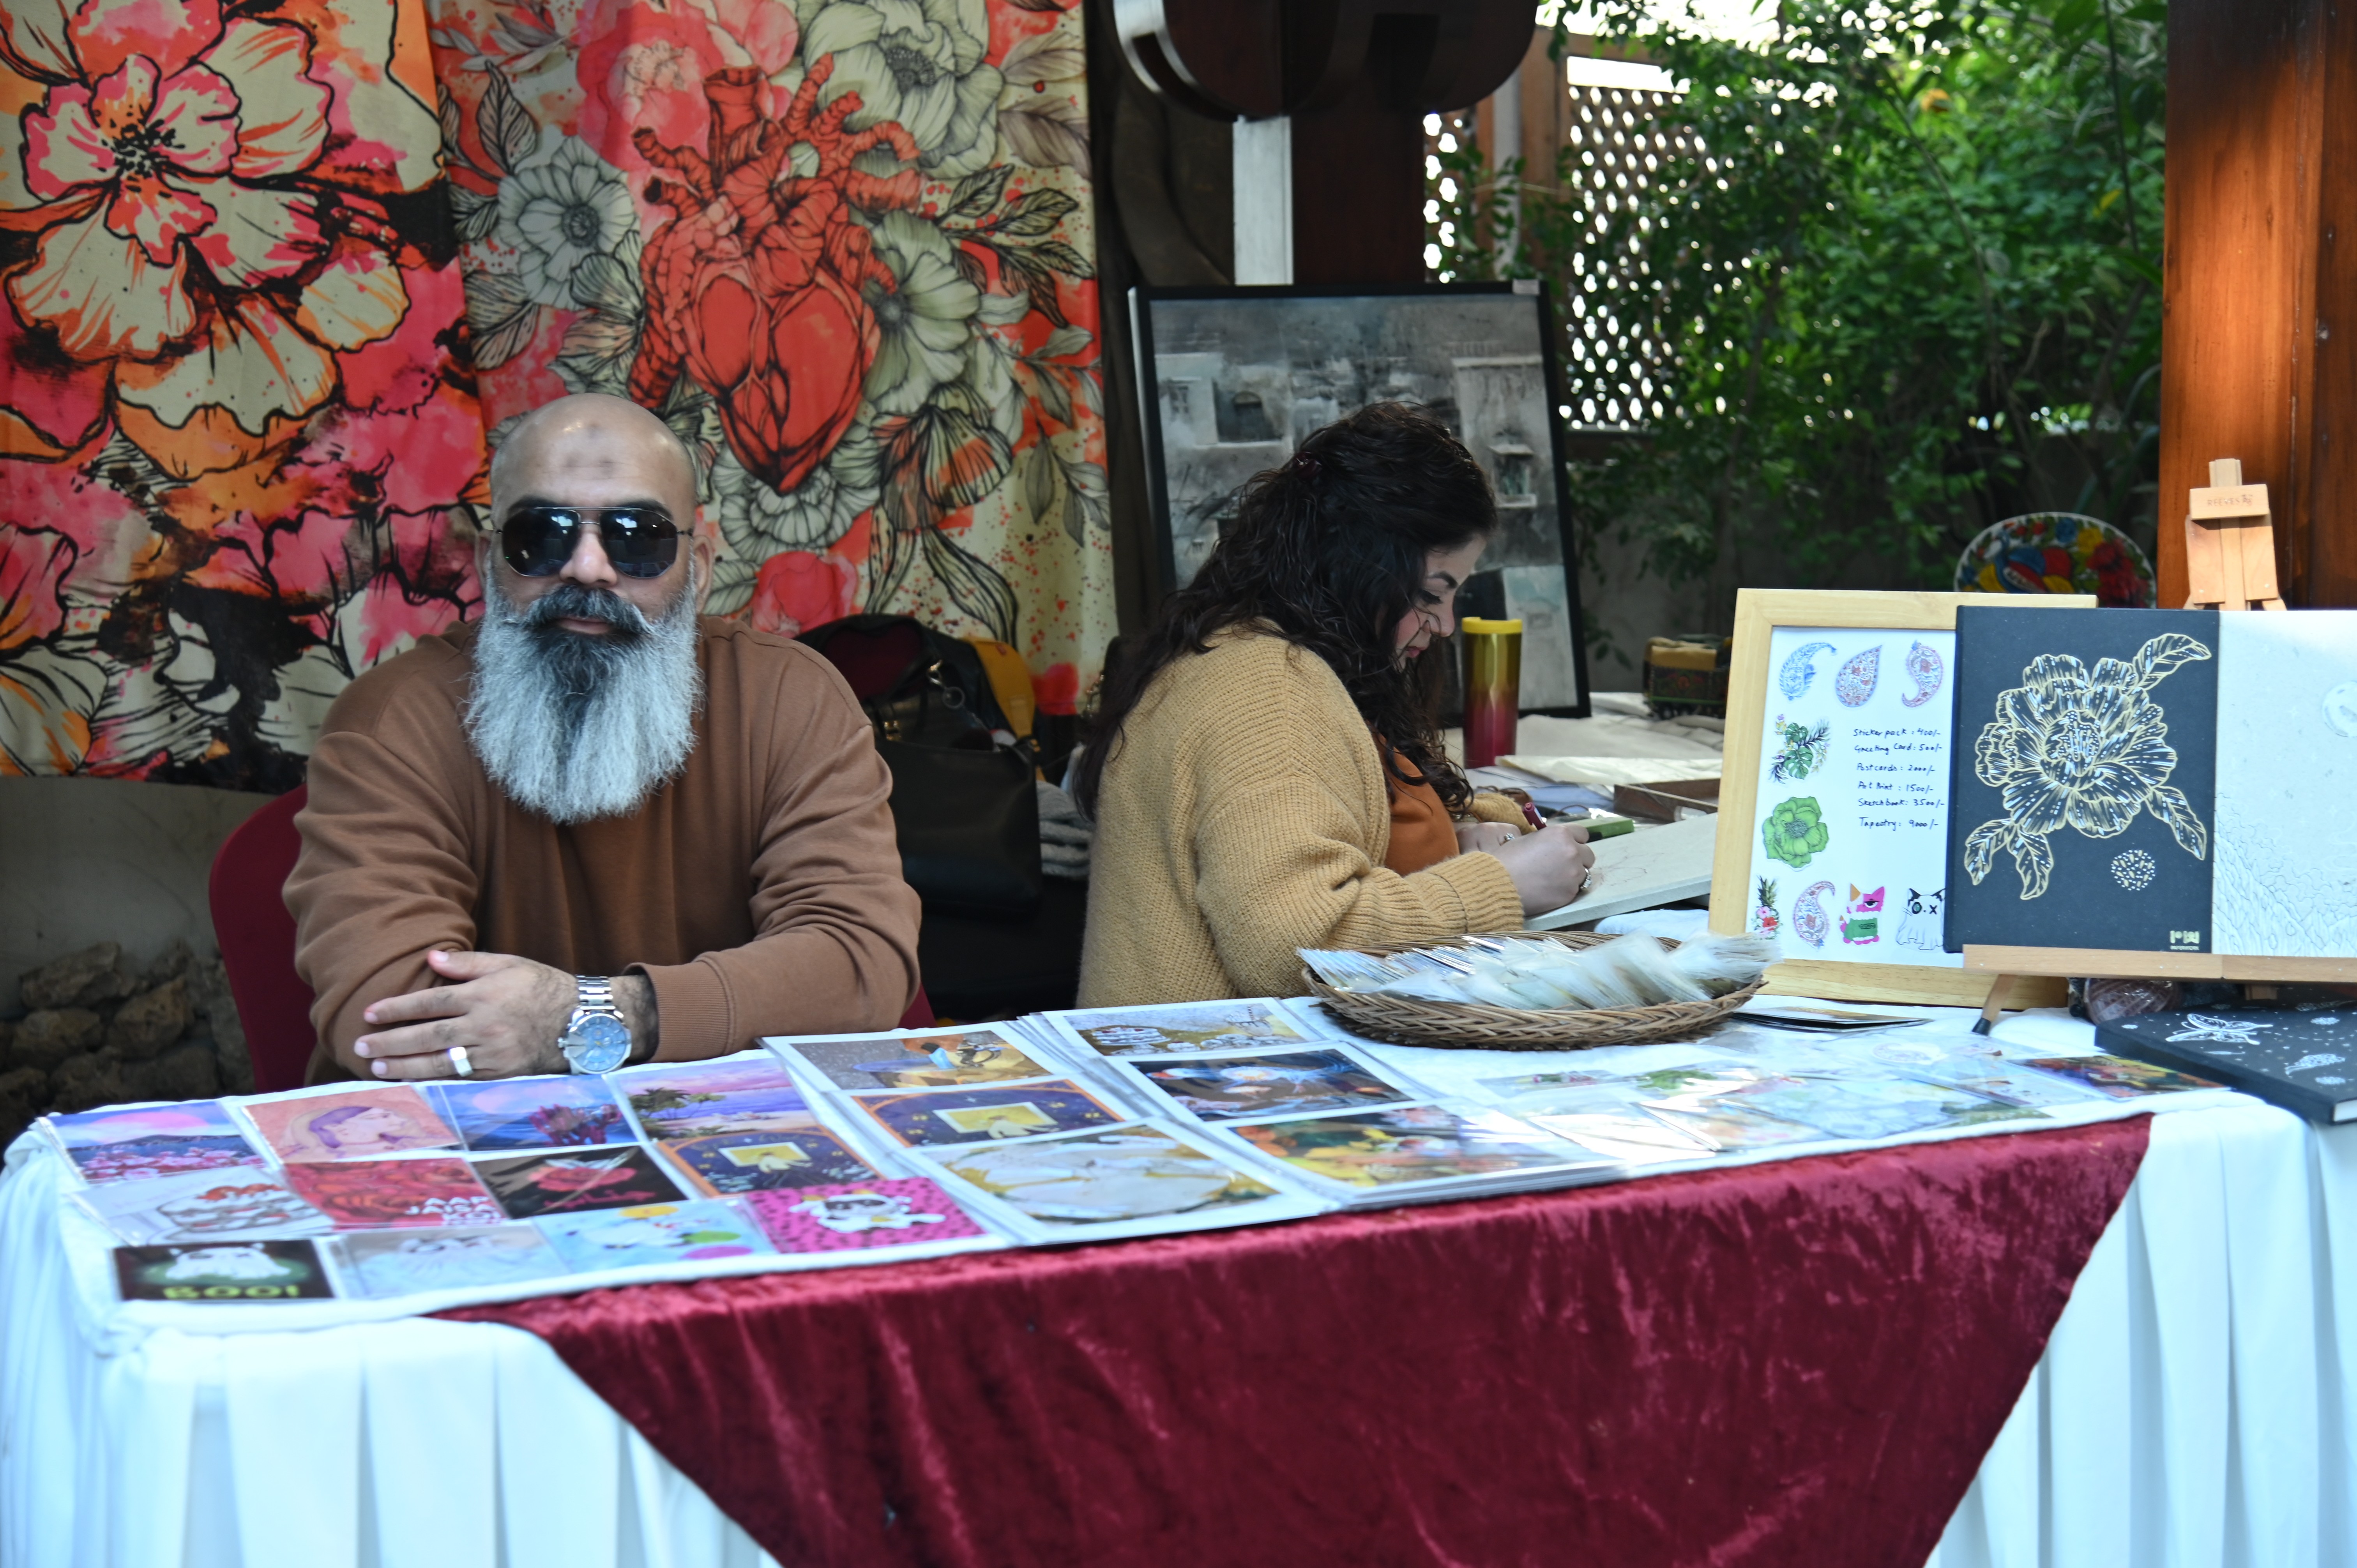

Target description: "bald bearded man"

left=286, top=394, right=920, bottom=1082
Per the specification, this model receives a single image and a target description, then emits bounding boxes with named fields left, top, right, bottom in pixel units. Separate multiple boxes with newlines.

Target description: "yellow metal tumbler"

left=1460, top=616, right=1522, bottom=769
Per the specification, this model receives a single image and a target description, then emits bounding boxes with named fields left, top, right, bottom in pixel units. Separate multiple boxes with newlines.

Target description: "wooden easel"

left=2184, top=457, right=2287, bottom=610
left=1965, top=460, right=2310, bottom=1025
left=1969, top=947, right=2357, bottom=1031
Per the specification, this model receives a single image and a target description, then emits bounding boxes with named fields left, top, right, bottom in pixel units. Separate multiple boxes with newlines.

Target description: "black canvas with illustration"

left=1945, top=607, right=2219, bottom=953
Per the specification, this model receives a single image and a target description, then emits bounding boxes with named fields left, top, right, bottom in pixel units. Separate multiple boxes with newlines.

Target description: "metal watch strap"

left=575, top=975, right=620, bottom=1019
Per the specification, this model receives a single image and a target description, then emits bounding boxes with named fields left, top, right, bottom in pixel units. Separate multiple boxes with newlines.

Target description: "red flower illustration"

left=0, top=0, right=439, bottom=472
left=630, top=58, right=924, bottom=492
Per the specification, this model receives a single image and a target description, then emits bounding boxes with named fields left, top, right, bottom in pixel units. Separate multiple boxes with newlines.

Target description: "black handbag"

left=799, top=617, right=1042, bottom=919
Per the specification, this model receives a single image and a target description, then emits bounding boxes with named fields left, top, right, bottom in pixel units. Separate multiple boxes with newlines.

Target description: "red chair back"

left=209, top=786, right=318, bottom=1093
left=209, top=786, right=934, bottom=1093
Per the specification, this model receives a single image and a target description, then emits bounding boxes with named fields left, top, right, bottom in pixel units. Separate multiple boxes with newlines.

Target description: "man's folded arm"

left=287, top=728, right=482, bottom=1077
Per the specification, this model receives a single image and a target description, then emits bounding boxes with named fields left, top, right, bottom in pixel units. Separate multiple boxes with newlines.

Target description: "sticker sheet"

left=1747, top=626, right=1962, bottom=968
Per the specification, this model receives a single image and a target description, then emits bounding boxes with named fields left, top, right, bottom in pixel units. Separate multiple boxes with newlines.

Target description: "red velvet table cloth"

left=446, top=1119, right=2149, bottom=1568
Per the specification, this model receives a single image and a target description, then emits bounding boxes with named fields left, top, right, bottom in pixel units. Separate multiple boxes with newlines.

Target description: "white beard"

left=464, top=568, right=704, bottom=824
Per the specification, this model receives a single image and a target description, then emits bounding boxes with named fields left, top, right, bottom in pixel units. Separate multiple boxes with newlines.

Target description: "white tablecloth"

left=6, top=1011, right=2354, bottom=1568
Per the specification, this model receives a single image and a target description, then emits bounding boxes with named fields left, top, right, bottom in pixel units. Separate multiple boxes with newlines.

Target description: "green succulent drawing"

left=1963, top=633, right=2211, bottom=900
left=1762, top=796, right=1830, bottom=868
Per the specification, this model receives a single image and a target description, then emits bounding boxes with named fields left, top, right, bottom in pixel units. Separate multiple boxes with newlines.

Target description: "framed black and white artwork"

left=1129, top=282, right=1591, bottom=716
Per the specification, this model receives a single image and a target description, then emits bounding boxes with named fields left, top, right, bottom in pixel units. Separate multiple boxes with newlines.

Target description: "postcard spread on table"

left=41, top=991, right=2188, bottom=1317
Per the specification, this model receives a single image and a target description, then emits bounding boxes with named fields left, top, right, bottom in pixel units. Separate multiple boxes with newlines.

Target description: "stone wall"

left=0, top=941, right=254, bottom=1147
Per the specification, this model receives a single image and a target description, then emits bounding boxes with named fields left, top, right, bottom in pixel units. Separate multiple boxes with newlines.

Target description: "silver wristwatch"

left=557, top=976, right=631, bottom=1074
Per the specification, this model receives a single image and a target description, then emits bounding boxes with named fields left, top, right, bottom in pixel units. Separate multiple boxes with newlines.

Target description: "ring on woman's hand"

left=448, top=1045, right=474, bottom=1078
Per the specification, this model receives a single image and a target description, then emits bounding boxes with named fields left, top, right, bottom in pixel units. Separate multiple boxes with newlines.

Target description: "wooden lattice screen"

left=1427, top=49, right=1704, bottom=436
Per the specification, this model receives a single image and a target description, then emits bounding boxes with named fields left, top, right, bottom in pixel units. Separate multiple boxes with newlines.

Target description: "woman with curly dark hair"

left=1074, top=403, right=1594, bottom=1005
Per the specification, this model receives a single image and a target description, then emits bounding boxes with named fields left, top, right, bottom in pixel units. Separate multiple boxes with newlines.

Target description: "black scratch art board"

left=1945, top=606, right=2357, bottom=958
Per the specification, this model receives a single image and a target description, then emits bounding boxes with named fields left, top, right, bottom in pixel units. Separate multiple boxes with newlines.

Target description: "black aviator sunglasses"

left=497, top=504, right=681, bottom=579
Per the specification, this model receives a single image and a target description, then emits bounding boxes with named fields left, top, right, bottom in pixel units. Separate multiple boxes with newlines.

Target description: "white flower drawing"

left=496, top=139, right=640, bottom=308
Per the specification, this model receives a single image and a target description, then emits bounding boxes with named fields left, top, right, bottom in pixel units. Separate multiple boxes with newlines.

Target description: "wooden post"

left=2160, top=0, right=2357, bottom=609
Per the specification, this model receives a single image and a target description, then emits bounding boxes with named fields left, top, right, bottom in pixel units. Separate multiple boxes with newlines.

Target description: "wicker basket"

left=1302, top=931, right=1765, bottom=1051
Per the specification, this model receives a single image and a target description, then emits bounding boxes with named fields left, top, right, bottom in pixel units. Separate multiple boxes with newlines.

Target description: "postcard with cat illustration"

left=336, top=1224, right=572, bottom=1300
left=474, top=1147, right=682, bottom=1220
left=46, top=1102, right=266, bottom=1184
left=745, top=1178, right=998, bottom=1255
left=115, top=1240, right=335, bottom=1303
left=242, top=1086, right=461, bottom=1164
left=536, top=1200, right=776, bottom=1273
left=428, top=1077, right=629, bottom=1151
left=656, top=1128, right=880, bottom=1196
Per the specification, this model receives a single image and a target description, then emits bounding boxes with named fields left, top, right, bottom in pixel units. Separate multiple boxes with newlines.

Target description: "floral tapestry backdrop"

left=1, top=0, right=483, bottom=786
left=429, top=0, right=1111, bottom=713
left=0, top=0, right=1110, bottom=787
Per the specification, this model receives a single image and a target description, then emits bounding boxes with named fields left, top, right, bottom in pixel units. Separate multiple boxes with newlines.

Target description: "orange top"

left=1381, top=748, right=1459, bottom=875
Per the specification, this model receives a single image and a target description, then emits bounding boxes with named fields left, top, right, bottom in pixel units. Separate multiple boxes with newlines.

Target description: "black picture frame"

left=1127, top=281, right=1592, bottom=718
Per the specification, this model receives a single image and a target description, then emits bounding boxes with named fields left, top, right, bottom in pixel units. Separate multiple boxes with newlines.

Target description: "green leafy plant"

left=1434, top=2, right=2163, bottom=628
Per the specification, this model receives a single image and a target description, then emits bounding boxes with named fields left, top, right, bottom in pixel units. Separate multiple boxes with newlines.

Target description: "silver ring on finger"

left=448, top=1045, right=475, bottom=1079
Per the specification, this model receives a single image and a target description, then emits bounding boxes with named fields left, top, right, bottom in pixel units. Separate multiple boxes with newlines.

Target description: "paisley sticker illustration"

left=1899, top=641, right=1945, bottom=708
left=1792, top=881, right=1836, bottom=948
left=1779, top=642, right=1835, bottom=700
left=1834, top=646, right=1881, bottom=708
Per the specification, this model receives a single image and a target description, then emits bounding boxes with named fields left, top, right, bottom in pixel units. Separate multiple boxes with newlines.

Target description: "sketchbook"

left=2095, top=1008, right=2349, bottom=1121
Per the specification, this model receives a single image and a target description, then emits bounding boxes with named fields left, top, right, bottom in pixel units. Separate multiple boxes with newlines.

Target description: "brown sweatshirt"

left=287, top=619, right=921, bottom=1081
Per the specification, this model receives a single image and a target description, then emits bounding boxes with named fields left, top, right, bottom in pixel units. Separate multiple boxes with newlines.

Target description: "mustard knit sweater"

left=1078, top=627, right=1527, bottom=1006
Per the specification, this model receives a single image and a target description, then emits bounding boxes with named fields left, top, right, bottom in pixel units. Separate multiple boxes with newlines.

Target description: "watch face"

left=561, top=1014, right=631, bottom=1074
